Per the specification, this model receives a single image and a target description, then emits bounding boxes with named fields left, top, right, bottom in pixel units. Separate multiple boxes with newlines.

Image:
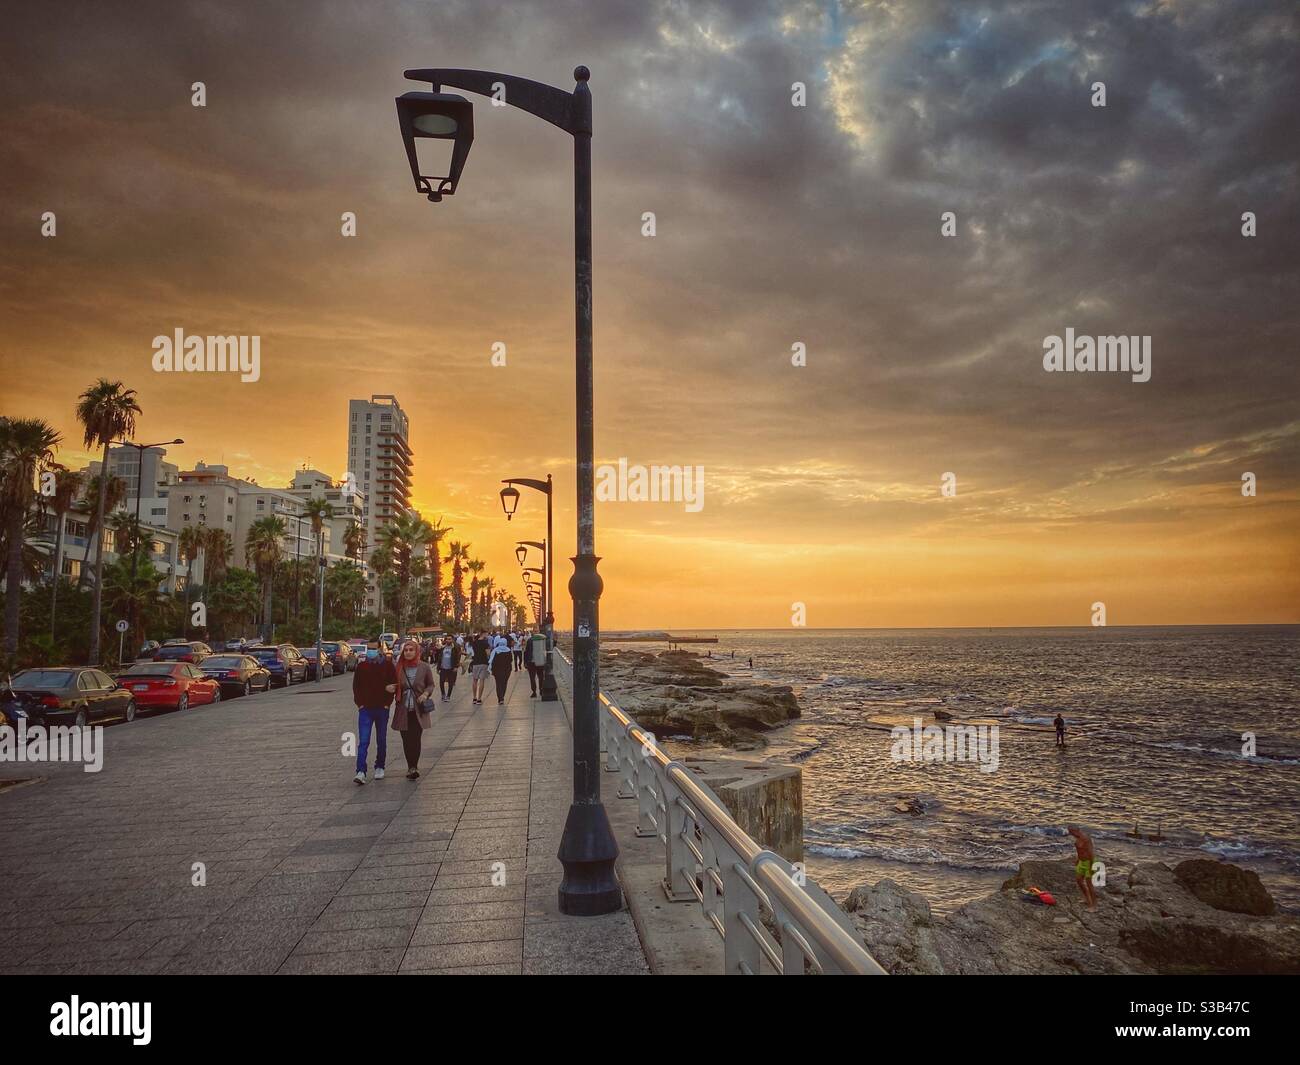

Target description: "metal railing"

left=554, top=649, right=885, bottom=976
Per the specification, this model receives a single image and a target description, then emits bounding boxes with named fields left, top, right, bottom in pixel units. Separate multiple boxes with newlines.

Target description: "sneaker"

left=374, top=767, right=385, bottom=780
left=353, top=771, right=366, bottom=786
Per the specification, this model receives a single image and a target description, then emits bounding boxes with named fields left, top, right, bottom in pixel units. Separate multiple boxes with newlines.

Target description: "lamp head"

left=396, top=91, right=474, bottom=201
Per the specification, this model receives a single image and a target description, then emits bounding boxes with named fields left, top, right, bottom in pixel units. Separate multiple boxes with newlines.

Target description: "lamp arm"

left=502, top=477, right=551, bottom=494
left=404, top=69, right=580, bottom=135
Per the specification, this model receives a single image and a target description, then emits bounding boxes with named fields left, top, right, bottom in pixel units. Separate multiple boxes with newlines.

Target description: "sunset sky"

left=2, top=0, right=1297, bottom=629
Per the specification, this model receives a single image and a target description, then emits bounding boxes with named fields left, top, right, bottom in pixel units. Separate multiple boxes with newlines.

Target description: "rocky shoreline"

left=844, top=857, right=1300, bottom=974
left=598, top=648, right=799, bottom=749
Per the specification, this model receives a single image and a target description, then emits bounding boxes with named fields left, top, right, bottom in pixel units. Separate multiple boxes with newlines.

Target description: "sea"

left=649, top=626, right=1300, bottom=914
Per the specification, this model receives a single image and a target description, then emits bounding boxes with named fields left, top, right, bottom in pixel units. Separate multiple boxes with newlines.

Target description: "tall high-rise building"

left=346, top=395, right=413, bottom=559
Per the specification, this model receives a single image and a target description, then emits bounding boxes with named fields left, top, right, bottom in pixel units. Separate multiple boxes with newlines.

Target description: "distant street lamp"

left=397, top=64, right=618, bottom=915
left=515, top=544, right=528, bottom=566
left=114, top=436, right=184, bottom=654
left=500, top=478, right=557, bottom=704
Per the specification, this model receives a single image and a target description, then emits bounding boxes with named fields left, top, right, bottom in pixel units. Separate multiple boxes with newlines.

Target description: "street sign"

left=115, top=620, right=129, bottom=633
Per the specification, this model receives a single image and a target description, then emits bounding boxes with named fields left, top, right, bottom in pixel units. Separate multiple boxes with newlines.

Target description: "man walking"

left=352, top=641, right=397, bottom=785
left=1054, top=714, right=1066, bottom=747
left=523, top=630, right=542, bottom=699
left=436, top=636, right=460, bottom=701
left=470, top=629, right=492, bottom=705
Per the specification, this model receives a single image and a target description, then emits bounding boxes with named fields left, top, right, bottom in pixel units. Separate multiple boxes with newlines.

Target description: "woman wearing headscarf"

left=392, top=639, right=436, bottom=779
left=488, top=631, right=513, bottom=706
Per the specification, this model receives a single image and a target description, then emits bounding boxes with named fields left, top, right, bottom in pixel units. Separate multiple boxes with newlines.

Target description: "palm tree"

left=75, top=379, right=140, bottom=663
left=178, top=525, right=204, bottom=609
left=304, top=498, right=334, bottom=615
left=369, top=546, right=393, bottom=628
left=425, top=517, right=451, bottom=629
left=448, top=541, right=468, bottom=629
left=325, top=561, right=367, bottom=624
left=47, top=467, right=82, bottom=641
left=342, top=520, right=365, bottom=561
left=466, top=559, right=485, bottom=629
left=75, top=473, right=126, bottom=590
left=376, top=512, right=433, bottom=631
left=245, top=516, right=286, bottom=642
left=1, top=417, right=63, bottom=663
left=202, top=527, right=232, bottom=586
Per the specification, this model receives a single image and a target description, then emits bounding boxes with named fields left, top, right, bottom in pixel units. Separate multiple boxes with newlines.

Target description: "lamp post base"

left=557, top=801, right=622, bottom=915
left=540, top=652, right=559, bottom=702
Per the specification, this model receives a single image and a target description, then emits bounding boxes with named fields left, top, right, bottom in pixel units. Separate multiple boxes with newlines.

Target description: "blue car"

left=243, top=645, right=308, bottom=687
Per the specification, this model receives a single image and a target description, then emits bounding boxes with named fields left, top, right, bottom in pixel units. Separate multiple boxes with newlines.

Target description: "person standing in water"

left=1068, top=825, right=1098, bottom=909
left=392, top=639, right=436, bottom=779
left=1054, top=714, right=1066, bottom=747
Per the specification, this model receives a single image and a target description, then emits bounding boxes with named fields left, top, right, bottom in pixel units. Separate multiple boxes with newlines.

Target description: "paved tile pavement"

left=0, top=656, right=648, bottom=975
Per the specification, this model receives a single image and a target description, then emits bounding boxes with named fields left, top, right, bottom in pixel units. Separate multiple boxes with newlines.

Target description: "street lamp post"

left=114, top=437, right=183, bottom=659
left=500, top=476, right=557, bottom=702
left=397, top=65, right=619, bottom=915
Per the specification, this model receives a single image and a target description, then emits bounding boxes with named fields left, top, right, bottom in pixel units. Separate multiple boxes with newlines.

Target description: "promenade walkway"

left=0, top=659, right=648, bottom=975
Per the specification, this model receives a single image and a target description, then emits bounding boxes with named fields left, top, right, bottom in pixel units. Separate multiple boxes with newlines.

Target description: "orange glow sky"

left=2, top=1, right=1297, bottom=629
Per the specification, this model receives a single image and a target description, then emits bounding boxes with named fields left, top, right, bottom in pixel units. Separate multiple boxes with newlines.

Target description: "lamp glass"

left=413, top=113, right=458, bottom=136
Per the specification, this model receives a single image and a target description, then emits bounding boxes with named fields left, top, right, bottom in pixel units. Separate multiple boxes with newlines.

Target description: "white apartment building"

left=287, top=467, right=367, bottom=568
left=347, top=396, right=413, bottom=613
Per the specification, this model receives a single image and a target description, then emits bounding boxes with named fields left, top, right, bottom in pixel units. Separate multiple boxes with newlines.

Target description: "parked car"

left=1, top=667, right=136, bottom=727
left=347, top=639, right=369, bottom=661
left=137, top=640, right=161, bottom=661
left=244, top=645, right=308, bottom=687
left=223, top=637, right=255, bottom=652
left=300, top=647, right=335, bottom=680
left=153, top=641, right=213, bottom=664
left=198, top=655, right=272, bottom=698
left=378, top=632, right=399, bottom=651
left=120, top=661, right=221, bottom=712
left=321, top=641, right=357, bottom=673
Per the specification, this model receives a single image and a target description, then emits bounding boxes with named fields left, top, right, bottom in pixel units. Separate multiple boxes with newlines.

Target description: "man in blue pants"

left=352, top=641, right=397, bottom=785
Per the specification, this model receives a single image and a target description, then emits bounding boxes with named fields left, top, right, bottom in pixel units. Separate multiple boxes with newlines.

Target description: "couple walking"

left=468, top=629, right=515, bottom=706
left=351, top=639, right=435, bottom=784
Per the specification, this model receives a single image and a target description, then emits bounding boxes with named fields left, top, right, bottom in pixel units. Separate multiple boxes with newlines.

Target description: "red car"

left=119, top=662, right=222, bottom=713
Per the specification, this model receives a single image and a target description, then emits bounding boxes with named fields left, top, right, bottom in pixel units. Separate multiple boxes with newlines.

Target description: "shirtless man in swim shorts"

left=1068, top=825, right=1097, bottom=909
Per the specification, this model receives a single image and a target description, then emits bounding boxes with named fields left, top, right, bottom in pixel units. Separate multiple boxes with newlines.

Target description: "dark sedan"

left=244, top=645, right=308, bottom=687
left=198, top=655, right=273, bottom=697
left=320, top=641, right=357, bottom=674
left=153, top=641, right=213, bottom=665
left=300, top=647, right=335, bottom=681
left=1, top=667, right=136, bottom=728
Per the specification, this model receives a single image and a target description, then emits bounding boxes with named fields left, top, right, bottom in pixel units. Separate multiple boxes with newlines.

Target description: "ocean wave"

left=806, top=841, right=1019, bottom=872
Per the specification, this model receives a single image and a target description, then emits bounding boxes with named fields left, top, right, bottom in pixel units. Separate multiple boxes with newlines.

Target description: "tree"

left=103, top=556, right=167, bottom=660
left=75, top=379, right=140, bottom=663
left=466, top=558, right=485, bottom=629
left=1, top=417, right=62, bottom=664
left=368, top=546, right=393, bottom=629
left=74, top=472, right=126, bottom=591
left=325, top=561, right=367, bottom=625
left=342, top=520, right=365, bottom=562
left=47, top=467, right=82, bottom=641
left=245, top=516, right=286, bottom=642
left=377, top=511, right=433, bottom=632
left=202, top=527, right=232, bottom=585
left=207, top=567, right=260, bottom=639
left=448, top=541, right=468, bottom=629
left=425, top=517, right=451, bottom=630
left=178, top=524, right=204, bottom=609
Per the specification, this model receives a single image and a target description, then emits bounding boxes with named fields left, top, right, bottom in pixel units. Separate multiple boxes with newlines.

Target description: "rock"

left=842, top=859, right=1300, bottom=975
left=1174, top=859, right=1276, bottom=916
left=600, top=650, right=799, bottom=744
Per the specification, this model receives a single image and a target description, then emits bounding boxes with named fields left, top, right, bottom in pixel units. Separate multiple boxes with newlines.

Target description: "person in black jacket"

left=351, top=642, right=397, bottom=785
left=435, top=636, right=461, bottom=701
